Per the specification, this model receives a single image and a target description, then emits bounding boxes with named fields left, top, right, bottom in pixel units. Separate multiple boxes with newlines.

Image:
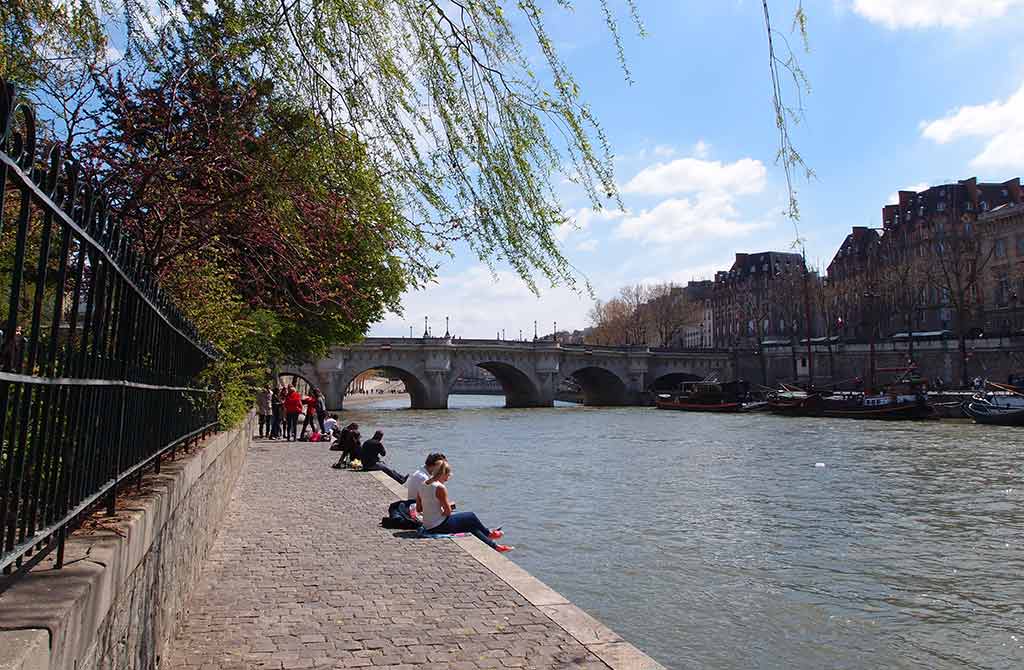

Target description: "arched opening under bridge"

left=648, top=372, right=703, bottom=392
left=565, top=366, right=631, bottom=406
left=342, top=366, right=430, bottom=409
left=278, top=371, right=317, bottom=394
left=449, top=361, right=546, bottom=408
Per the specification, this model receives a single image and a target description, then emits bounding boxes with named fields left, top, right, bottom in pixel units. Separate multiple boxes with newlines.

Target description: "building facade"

left=978, top=203, right=1024, bottom=336
left=680, top=280, right=715, bottom=349
left=711, top=251, right=807, bottom=349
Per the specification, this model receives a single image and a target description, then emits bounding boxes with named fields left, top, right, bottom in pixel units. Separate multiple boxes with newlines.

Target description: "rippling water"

left=342, top=395, right=1024, bottom=669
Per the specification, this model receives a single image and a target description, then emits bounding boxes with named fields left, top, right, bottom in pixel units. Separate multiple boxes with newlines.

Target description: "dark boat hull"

left=655, top=399, right=742, bottom=412
left=963, top=402, right=1024, bottom=426
left=769, top=397, right=934, bottom=420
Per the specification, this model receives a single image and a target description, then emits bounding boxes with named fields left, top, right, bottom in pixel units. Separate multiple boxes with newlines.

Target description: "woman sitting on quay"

left=416, top=461, right=512, bottom=553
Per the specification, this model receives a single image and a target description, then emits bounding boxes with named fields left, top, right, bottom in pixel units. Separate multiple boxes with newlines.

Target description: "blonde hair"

left=425, top=460, right=450, bottom=484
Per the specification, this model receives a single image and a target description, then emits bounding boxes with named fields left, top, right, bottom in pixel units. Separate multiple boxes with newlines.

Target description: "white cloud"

left=852, top=0, right=1024, bottom=29
left=653, top=145, right=677, bottom=158
left=615, top=195, right=769, bottom=244
left=575, top=239, right=599, bottom=252
left=622, top=157, right=766, bottom=197
left=920, top=82, right=1024, bottom=170
left=616, top=147, right=770, bottom=245
left=369, top=265, right=591, bottom=338
left=886, top=182, right=931, bottom=205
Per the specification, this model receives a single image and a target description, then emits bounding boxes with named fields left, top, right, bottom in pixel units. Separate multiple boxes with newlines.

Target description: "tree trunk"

left=959, top=333, right=969, bottom=389
left=907, top=309, right=915, bottom=363
left=790, top=336, right=798, bottom=383
left=760, top=339, right=768, bottom=386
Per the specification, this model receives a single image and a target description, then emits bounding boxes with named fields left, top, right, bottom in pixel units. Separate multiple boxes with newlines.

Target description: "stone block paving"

left=166, top=439, right=610, bottom=670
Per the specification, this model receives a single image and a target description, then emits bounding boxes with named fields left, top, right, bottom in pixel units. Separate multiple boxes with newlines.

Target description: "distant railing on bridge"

left=354, top=337, right=733, bottom=355
left=0, top=82, right=218, bottom=584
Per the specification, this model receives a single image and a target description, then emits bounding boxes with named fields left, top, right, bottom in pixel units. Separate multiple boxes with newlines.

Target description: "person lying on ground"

left=416, top=461, right=511, bottom=553
left=406, top=452, right=446, bottom=517
left=359, top=430, right=406, bottom=484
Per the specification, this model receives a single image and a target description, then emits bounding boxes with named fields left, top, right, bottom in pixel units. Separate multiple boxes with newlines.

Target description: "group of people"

left=254, top=386, right=511, bottom=553
left=329, top=423, right=407, bottom=484
left=255, top=385, right=335, bottom=442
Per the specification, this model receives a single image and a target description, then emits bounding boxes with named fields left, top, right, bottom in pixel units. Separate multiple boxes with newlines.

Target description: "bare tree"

left=618, top=284, right=650, bottom=346
left=645, top=282, right=697, bottom=347
left=932, top=223, right=994, bottom=387
left=587, top=298, right=631, bottom=345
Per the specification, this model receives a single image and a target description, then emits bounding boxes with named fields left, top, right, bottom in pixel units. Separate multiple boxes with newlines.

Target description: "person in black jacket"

left=331, top=423, right=360, bottom=469
left=359, top=430, right=406, bottom=484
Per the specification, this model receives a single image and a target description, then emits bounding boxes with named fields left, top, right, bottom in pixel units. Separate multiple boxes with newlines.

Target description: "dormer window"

left=981, top=201, right=989, bottom=212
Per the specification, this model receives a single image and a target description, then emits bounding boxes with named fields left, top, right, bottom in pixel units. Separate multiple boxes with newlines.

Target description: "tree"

left=587, top=297, right=630, bottom=345
left=932, top=222, right=993, bottom=388
left=645, top=282, right=698, bottom=347
left=772, top=263, right=806, bottom=382
left=8, top=0, right=811, bottom=294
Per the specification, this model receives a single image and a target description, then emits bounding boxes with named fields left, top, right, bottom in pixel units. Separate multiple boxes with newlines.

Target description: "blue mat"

left=417, top=527, right=469, bottom=539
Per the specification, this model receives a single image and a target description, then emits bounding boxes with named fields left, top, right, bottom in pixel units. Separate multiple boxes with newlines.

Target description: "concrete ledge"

left=0, top=414, right=255, bottom=670
left=367, top=470, right=665, bottom=670
left=0, top=630, right=49, bottom=670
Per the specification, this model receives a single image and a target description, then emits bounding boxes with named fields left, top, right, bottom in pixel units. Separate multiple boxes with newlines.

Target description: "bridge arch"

left=338, top=365, right=433, bottom=409
left=449, top=360, right=547, bottom=408
left=277, top=370, right=318, bottom=392
left=563, top=365, right=631, bottom=406
left=648, top=372, right=703, bottom=392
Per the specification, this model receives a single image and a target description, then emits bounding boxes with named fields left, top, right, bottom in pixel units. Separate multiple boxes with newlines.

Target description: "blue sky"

left=371, top=0, right=1024, bottom=339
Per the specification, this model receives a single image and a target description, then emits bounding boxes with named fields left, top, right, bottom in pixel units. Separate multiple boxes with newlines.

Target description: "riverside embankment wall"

left=739, top=337, right=1024, bottom=386
left=0, top=413, right=254, bottom=670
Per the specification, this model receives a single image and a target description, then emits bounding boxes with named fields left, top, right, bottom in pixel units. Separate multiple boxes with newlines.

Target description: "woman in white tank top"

left=415, top=461, right=512, bottom=552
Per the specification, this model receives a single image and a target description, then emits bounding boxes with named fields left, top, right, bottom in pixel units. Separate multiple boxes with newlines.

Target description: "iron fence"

left=0, top=81, right=219, bottom=583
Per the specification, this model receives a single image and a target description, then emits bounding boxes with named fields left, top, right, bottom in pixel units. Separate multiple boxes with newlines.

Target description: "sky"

left=370, top=0, right=1024, bottom=340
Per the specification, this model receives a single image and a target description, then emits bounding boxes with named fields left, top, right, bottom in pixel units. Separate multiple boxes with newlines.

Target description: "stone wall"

left=739, top=337, right=1024, bottom=387
left=0, top=413, right=254, bottom=670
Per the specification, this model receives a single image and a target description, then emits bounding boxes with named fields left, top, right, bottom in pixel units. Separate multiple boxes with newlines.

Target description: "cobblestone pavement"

left=166, top=439, right=611, bottom=670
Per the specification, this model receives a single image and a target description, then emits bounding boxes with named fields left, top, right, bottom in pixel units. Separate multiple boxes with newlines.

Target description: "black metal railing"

left=0, top=81, right=219, bottom=582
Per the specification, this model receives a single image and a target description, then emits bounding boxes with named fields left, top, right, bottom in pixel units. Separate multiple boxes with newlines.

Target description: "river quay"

left=166, top=439, right=662, bottom=669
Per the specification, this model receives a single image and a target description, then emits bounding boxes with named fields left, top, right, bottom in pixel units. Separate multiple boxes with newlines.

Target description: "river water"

left=342, top=395, right=1024, bottom=669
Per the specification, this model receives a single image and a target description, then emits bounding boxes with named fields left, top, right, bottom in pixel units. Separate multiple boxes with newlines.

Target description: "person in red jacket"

left=284, top=385, right=304, bottom=441
left=300, top=389, right=320, bottom=440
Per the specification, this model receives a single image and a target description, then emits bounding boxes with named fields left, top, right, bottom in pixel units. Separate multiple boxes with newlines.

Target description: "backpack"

left=380, top=500, right=421, bottom=530
left=310, top=431, right=321, bottom=442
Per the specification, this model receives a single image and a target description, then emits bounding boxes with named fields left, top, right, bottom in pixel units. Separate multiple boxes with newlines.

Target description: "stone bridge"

left=280, top=337, right=734, bottom=409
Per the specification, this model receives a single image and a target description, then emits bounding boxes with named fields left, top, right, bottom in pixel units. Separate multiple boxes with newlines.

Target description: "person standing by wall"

left=270, top=387, right=284, bottom=439
left=300, top=388, right=320, bottom=439
left=315, top=388, right=328, bottom=432
left=284, top=385, right=303, bottom=441
left=256, top=386, right=273, bottom=438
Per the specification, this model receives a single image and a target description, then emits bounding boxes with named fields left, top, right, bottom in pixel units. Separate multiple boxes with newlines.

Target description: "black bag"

left=380, top=500, right=421, bottom=530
